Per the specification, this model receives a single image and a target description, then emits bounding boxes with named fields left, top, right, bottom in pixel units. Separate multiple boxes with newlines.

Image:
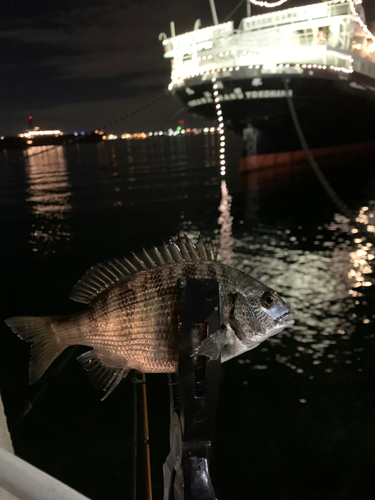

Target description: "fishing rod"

left=141, top=372, right=153, bottom=500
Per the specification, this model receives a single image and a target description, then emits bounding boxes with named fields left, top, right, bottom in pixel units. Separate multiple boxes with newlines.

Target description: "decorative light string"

left=212, top=78, right=226, bottom=176
left=348, top=0, right=375, bottom=43
left=166, top=0, right=375, bottom=91
left=249, top=0, right=288, bottom=7
left=168, top=58, right=354, bottom=89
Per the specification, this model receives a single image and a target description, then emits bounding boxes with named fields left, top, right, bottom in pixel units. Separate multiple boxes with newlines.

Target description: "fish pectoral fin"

left=77, top=350, right=129, bottom=400
left=192, top=328, right=227, bottom=361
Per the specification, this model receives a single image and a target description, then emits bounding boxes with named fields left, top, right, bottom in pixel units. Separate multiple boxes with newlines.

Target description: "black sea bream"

left=5, top=236, right=294, bottom=398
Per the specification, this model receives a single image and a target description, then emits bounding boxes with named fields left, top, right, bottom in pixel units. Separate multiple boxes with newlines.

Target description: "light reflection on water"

left=24, top=146, right=72, bottom=254
left=20, top=138, right=375, bottom=377
left=2, top=135, right=375, bottom=499
left=218, top=180, right=234, bottom=266
left=183, top=173, right=375, bottom=378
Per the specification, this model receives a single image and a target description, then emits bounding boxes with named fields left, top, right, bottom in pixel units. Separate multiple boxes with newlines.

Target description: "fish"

left=5, top=235, right=294, bottom=399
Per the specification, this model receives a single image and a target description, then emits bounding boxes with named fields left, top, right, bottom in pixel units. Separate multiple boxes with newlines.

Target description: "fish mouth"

left=277, top=310, right=295, bottom=326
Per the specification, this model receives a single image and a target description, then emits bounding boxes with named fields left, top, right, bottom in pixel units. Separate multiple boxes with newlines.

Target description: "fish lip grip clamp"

left=163, top=279, right=222, bottom=500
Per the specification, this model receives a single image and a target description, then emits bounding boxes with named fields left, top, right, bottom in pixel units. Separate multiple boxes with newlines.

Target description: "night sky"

left=1, top=0, right=375, bottom=136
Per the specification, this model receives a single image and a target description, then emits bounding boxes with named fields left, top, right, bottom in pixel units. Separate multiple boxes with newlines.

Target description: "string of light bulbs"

left=348, top=0, right=375, bottom=43
left=248, top=0, right=375, bottom=43
left=248, top=0, right=289, bottom=7
left=212, top=78, right=227, bottom=176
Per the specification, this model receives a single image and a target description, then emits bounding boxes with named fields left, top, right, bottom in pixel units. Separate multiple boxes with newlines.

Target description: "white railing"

left=165, top=0, right=375, bottom=84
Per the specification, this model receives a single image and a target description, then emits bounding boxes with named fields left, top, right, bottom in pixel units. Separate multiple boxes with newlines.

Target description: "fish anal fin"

left=77, top=350, right=129, bottom=400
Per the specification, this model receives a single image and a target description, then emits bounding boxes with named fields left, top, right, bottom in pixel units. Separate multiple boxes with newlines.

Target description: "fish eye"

left=261, top=291, right=276, bottom=309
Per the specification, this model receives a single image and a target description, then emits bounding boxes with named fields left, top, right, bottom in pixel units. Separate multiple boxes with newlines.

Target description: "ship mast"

left=209, top=0, right=219, bottom=25
left=246, top=0, right=251, bottom=17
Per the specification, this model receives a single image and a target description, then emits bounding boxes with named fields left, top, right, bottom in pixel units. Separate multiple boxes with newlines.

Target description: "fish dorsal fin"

left=77, top=350, right=129, bottom=400
left=69, top=235, right=217, bottom=304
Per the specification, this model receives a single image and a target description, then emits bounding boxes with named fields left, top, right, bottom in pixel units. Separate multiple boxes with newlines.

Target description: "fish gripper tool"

left=163, top=278, right=221, bottom=500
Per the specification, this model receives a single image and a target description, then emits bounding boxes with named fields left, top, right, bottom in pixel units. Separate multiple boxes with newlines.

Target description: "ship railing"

left=327, top=2, right=353, bottom=19
left=239, top=1, right=352, bottom=33
left=169, top=42, right=354, bottom=80
left=167, top=17, right=375, bottom=81
left=169, top=48, right=356, bottom=85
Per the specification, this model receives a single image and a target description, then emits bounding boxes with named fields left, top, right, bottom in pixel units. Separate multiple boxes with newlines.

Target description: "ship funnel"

left=28, top=115, right=33, bottom=130
left=194, top=19, right=201, bottom=30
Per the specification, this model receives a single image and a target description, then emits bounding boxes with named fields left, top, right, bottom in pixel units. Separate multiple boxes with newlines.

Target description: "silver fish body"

left=5, top=237, right=294, bottom=398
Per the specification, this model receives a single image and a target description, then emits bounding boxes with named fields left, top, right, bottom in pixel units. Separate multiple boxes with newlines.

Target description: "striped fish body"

left=54, top=261, right=243, bottom=373
left=5, top=236, right=294, bottom=399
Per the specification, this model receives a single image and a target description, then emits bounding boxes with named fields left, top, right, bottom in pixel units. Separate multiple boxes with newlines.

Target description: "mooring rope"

left=284, top=78, right=353, bottom=219
left=223, top=0, right=246, bottom=23
left=96, top=92, right=166, bottom=132
left=284, top=78, right=375, bottom=244
left=2, top=92, right=167, bottom=166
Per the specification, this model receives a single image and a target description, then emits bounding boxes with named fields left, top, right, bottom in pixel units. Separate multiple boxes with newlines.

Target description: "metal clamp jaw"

left=163, top=279, right=221, bottom=500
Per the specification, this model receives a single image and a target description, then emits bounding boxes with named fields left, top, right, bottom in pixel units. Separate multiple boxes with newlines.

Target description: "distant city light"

left=19, top=129, right=63, bottom=139
left=116, top=127, right=220, bottom=140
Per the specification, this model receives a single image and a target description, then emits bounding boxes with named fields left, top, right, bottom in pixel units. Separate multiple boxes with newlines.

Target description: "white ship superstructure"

left=160, top=0, right=375, bottom=153
left=163, top=1, right=375, bottom=89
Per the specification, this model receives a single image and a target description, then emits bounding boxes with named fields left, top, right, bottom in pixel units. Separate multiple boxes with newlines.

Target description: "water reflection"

left=225, top=205, right=374, bottom=376
left=24, top=146, right=72, bottom=254
left=177, top=172, right=374, bottom=376
left=218, top=180, right=234, bottom=266
left=328, top=211, right=375, bottom=297
left=21, top=140, right=374, bottom=376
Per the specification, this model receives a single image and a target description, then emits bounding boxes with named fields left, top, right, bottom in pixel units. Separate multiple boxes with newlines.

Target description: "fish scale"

left=5, top=236, right=294, bottom=399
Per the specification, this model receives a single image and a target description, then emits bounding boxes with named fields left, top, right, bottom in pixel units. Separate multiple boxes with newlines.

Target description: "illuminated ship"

left=161, top=0, right=375, bottom=164
left=17, top=116, right=64, bottom=146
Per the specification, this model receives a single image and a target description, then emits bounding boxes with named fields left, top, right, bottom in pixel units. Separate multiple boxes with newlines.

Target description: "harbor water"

left=0, top=132, right=375, bottom=499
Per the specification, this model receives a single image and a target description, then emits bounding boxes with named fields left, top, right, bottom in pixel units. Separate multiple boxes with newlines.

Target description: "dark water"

left=1, top=133, right=375, bottom=500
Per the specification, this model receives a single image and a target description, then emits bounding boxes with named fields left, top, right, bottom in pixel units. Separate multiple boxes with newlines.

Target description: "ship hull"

left=171, top=67, right=375, bottom=155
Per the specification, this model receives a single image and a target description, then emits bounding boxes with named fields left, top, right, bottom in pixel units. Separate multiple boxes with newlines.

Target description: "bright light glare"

left=249, top=0, right=288, bottom=6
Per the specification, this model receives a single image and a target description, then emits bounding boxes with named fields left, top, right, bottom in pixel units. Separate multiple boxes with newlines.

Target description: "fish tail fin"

left=5, top=316, right=65, bottom=384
